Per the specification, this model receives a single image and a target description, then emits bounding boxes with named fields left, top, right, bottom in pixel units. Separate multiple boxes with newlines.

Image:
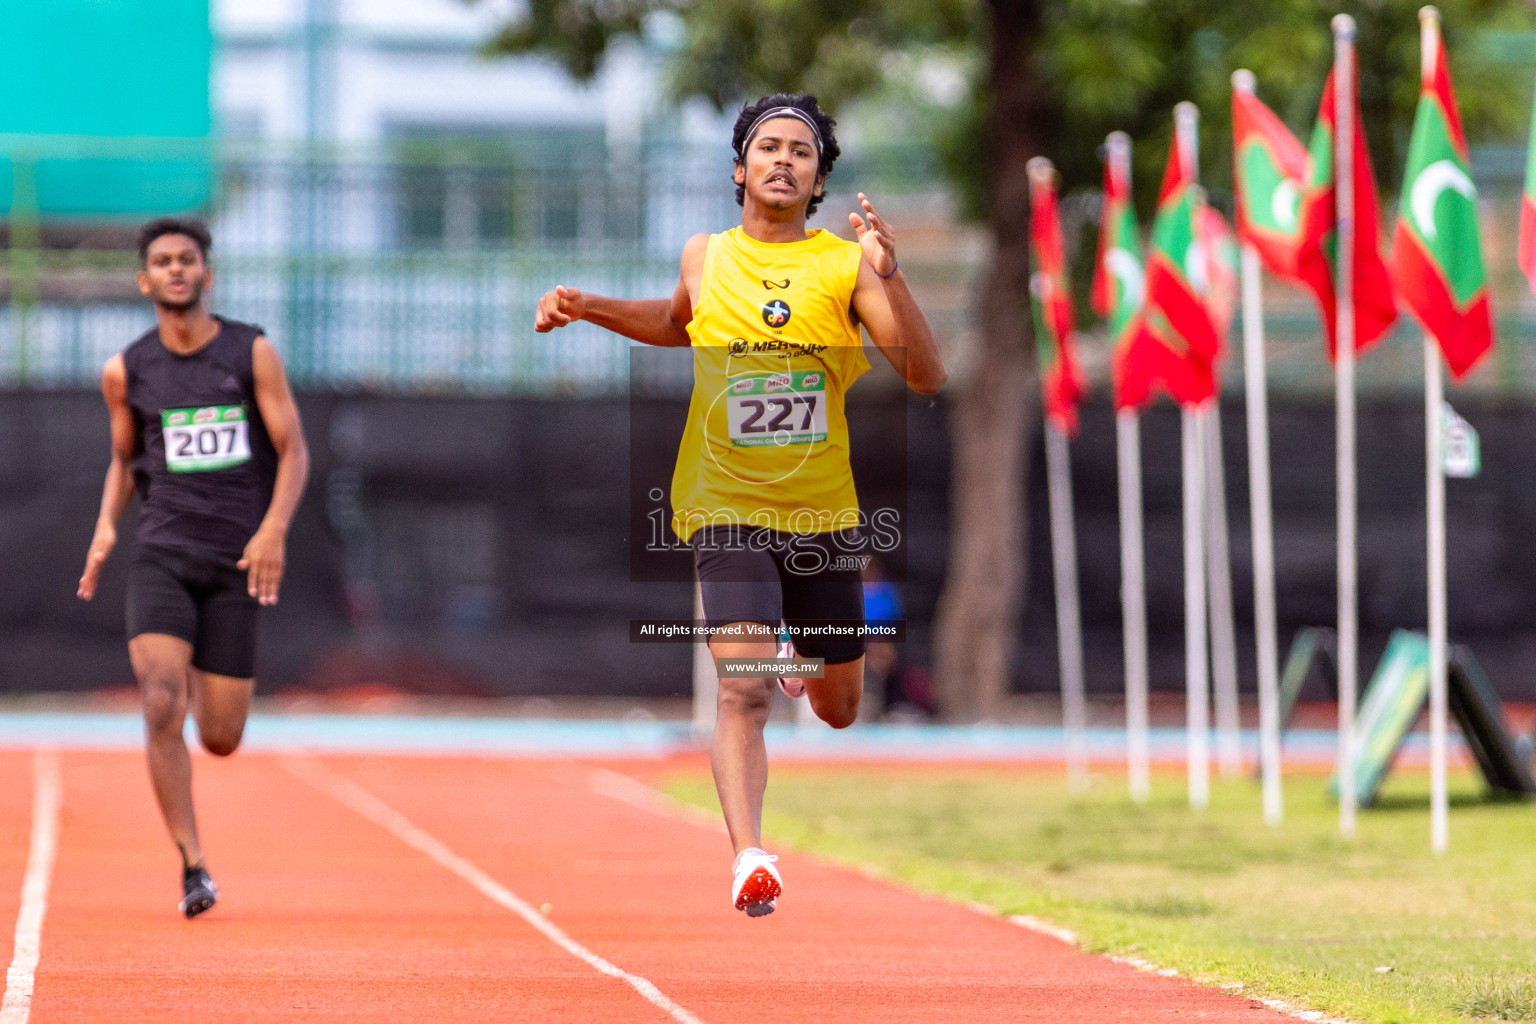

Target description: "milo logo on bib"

left=162, top=405, right=252, bottom=472
left=724, top=370, right=829, bottom=447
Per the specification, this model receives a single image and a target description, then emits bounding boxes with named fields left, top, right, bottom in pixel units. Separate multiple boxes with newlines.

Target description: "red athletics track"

left=1, top=748, right=1300, bottom=1023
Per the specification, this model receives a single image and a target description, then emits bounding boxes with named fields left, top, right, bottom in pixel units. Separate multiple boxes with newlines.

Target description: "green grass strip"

left=664, top=766, right=1536, bottom=1024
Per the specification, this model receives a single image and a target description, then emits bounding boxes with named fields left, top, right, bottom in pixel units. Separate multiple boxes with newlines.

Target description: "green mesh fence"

left=3, top=136, right=1536, bottom=397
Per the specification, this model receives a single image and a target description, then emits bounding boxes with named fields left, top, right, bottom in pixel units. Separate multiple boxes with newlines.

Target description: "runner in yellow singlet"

left=534, top=94, right=946, bottom=917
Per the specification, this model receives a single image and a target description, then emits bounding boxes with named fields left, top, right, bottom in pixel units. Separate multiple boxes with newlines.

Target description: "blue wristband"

left=875, top=260, right=899, bottom=280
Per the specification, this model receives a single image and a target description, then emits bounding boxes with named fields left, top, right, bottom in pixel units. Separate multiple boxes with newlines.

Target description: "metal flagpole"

left=1117, top=408, right=1152, bottom=803
left=1176, top=100, right=1211, bottom=811
left=1204, top=407, right=1243, bottom=778
left=1232, top=69, right=1283, bottom=824
left=1426, top=336, right=1449, bottom=853
left=1243, top=241, right=1285, bottom=825
left=1182, top=405, right=1211, bottom=811
left=1332, top=13, right=1360, bottom=838
left=1045, top=423, right=1090, bottom=795
left=1107, top=131, right=1151, bottom=804
left=1420, top=5, right=1450, bottom=855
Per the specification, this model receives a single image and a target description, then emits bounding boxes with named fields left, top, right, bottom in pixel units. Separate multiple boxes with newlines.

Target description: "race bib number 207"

left=725, top=370, right=829, bottom=447
left=162, top=405, right=251, bottom=473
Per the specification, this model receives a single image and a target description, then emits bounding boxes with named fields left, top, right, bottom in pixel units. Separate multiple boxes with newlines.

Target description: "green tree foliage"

left=1040, top=0, right=1530, bottom=218
left=483, top=0, right=1529, bottom=225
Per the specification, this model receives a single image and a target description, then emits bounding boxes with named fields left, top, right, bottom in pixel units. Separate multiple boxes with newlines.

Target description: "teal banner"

left=0, top=0, right=211, bottom=217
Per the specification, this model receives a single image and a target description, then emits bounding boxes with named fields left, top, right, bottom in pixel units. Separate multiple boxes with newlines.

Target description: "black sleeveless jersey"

left=123, top=317, right=279, bottom=561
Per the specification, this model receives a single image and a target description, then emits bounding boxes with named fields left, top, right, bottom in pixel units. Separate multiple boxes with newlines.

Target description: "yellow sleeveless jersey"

left=671, top=226, right=869, bottom=542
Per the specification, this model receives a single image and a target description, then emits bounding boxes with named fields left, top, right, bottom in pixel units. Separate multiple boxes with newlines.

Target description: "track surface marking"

left=26, top=751, right=698, bottom=1022
left=0, top=751, right=60, bottom=1024
left=0, top=753, right=36, bottom=983
left=13, top=749, right=1296, bottom=1022
left=285, top=756, right=705, bottom=1024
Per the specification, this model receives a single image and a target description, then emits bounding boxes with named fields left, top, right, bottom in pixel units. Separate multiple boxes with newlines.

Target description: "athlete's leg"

left=189, top=670, right=255, bottom=757
left=804, top=656, right=865, bottom=729
left=129, top=633, right=205, bottom=869
left=708, top=625, right=778, bottom=855
left=188, top=558, right=260, bottom=757
left=780, top=530, right=868, bottom=729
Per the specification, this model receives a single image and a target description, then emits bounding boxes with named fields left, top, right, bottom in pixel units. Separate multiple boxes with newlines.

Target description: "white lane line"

left=283, top=756, right=706, bottom=1024
left=1, top=750, right=62, bottom=1024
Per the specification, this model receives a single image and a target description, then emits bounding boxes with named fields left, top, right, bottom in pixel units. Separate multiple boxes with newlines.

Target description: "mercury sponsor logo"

left=736, top=339, right=828, bottom=358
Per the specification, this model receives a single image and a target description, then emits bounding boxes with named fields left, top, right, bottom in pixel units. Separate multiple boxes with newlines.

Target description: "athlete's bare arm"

left=78, top=355, right=138, bottom=601
left=241, top=336, right=310, bottom=606
left=533, top=233, right=709, bottom=347
left=847, top=193, right=947, bottom=395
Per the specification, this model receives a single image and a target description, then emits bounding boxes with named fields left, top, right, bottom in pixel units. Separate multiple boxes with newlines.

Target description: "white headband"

left=738, top=106, right=824, bottom=159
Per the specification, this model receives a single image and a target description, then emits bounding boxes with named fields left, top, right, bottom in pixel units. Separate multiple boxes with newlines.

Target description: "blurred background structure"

left=6, top=0, right=1536, bottom=714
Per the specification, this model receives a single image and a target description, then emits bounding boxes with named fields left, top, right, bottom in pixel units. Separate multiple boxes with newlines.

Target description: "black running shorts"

left=126, top=543, right=261, bottom=679
left=691, top=524, right=867, bottom=665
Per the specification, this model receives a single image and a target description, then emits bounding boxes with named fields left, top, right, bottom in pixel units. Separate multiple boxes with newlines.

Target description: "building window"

left=388, top=125, right=632, bottom=250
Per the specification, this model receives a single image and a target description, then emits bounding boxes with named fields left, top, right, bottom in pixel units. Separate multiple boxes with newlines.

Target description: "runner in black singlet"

left=77, top=218, right=310, bottom=918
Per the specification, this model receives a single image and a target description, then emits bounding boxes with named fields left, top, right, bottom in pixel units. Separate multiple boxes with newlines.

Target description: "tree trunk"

left=932, top=0, right=1044, bottom=722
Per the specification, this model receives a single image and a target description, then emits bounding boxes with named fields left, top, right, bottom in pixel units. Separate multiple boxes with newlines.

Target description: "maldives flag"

left=1093, top=134, right=1150, bottom=410
left=1392, top=24, right=1493, bottom=380
left=1028, top=164, right=1086, bottom=434
left=1198, top=205, right=1239, bottom=342
left=1293, top=67, right=1398, bottom=360
left=1519, top=88, right=1536, bottom=295
left=1232, top=84, right=1311, bottom=279
left=1117, top=129, right=1219, bottom=409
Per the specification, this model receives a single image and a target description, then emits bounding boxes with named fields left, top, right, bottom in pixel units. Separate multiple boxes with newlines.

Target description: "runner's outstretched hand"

left=77, top=525, right=116, bottom=601
left=849, top=193, right=897, bottom=279
left=535, top=285, right=586, bottom=332
left=238, top=525, right=286, bottom=606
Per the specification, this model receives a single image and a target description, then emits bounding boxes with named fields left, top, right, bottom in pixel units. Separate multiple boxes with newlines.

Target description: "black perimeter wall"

left=5, top=388, right=1536, bottom=701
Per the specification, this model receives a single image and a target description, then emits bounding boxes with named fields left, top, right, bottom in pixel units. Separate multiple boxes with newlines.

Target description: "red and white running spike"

left=731, top=848, right=781, bottom=917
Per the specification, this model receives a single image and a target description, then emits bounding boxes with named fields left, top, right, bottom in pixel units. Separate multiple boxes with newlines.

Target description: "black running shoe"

left=179, top=865, right=218, bottom=919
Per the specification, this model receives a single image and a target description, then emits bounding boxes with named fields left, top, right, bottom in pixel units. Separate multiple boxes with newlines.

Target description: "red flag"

left=1198, top=205, right=1240, bottom=342
left=1094, top=133, right=1151, bottom=410
left=1231, top=84, right=1311, bottom=279
left=1390, top=19, right=1493, bottom=380
left=1118, top=124, right=1219, bottom=408
left=1293, top=67, right=1398, bottom=360
left=1027, top=160, right=1086, bottom=434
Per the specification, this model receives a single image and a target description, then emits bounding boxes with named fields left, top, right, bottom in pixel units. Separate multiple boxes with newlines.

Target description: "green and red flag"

left=1392, top=21, right=1493, bottom=379
left=1117, top=126, right=1218, bottom=408
left=1028, top=160, right=1086, bottom=435
left=1198, top=205, right=1240, bottom=341
left=1093, top=133, right=1150, bottom=410
left=1517, top=83, right=1536, bottom=295
left=1232, top=83, right=1311, bottom=279
left=1292, top=66, right=1398, bottom=361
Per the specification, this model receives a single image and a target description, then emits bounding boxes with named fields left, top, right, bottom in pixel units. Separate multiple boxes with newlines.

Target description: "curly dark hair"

left=731, top=93, right=840, bottom=218
left=137, top=217, right=211, bottom=265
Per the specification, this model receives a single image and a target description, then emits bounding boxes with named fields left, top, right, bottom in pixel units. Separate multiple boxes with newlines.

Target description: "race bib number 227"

left=725, top=370, right=829, bottom=447
left=162, top=405, right=251, bottom=473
